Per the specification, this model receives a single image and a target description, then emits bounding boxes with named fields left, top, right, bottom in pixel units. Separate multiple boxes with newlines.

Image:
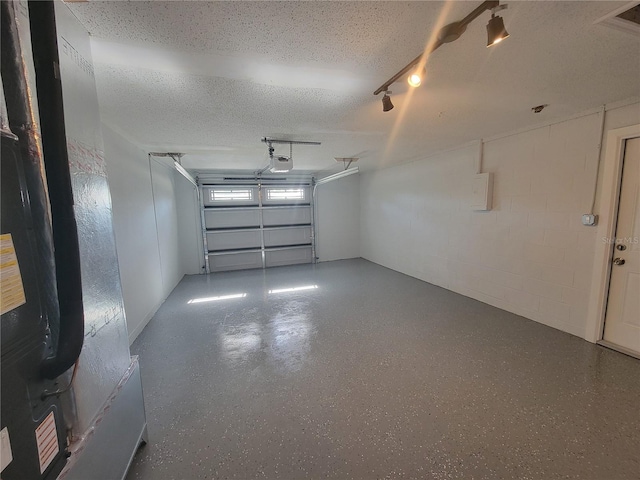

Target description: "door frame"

left=585, top=124, right=640, bottom=343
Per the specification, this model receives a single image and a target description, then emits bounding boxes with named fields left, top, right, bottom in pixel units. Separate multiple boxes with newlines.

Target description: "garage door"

left=201, top=180, right=314, bottom=272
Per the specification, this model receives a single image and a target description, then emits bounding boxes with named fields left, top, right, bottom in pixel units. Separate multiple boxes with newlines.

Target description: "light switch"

left=581, top=214, right=597, bottom=226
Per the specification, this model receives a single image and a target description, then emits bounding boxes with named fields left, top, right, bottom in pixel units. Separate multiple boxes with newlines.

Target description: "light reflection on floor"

left=221, top=322, right=262, bottom=362
left=215, top=284, right=318, bottom=369
left=268, top=306, right=312, bottom=372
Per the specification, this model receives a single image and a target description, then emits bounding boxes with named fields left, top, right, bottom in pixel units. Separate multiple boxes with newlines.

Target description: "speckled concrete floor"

left=127, top=259, right=640, bottom=480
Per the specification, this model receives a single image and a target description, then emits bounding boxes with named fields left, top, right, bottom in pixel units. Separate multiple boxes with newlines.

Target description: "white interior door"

left=603, top=137, right=640, bottom=354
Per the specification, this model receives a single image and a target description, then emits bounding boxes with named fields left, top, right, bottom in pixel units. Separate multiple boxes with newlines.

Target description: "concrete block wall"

left=360, top=102, right=640, bottom=340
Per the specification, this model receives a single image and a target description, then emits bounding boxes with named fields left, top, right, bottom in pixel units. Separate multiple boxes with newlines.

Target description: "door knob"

left=613, top=257, right=626, bottom=266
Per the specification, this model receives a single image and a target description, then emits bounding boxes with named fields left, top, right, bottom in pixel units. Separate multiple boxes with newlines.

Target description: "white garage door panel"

left=262, top=207, right=311, bottom=226
left=265, top=247, right=312, bottom=267
left=207, top=230, right=262, bottom=250
left=210, top=251, right=262, bottom=272
left=264, top=226, right=311, bottom=247
left=205, top=209, right=260, bottom=229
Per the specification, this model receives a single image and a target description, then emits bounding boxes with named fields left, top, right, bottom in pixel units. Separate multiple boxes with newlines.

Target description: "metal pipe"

left=476, top=139, right=483, bottom=175
left=589, top=105, right=607, bottom=214
left=258, top=181, right=266, bottom=269
left=373, top=1, right=498, bottom=95
left=255, top=164, right=271, bottom=176
left=198, top=181, right=210, bottom=274
left=174, top=160, right=197, bottom=187
left=310, top=177, right=317, bottom=263
left=28, top=0, right=86, bottom=379
left=315, top=167, right=359, bottom=186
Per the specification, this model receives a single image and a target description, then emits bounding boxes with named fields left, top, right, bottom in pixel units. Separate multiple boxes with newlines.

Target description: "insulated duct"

left=28, top=0, right=86, bottom=380
left=0, top=0, right=62, bottom=350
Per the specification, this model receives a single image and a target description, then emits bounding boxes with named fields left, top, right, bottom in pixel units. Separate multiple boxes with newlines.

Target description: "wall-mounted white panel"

left=471, top=172, right=493, bottom=211
left=210, top=251, right=262, bottom=272
left=265, top=247, right=312, bottom=267
left=263, top=226, right=311, bottom=247
left=205, top=209, right=260, bottom=229
left=262, top=206, right=311, bottom=226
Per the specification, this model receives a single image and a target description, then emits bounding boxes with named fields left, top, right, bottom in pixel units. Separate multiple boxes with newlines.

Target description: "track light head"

left=407, top=68, right=426, bottom=88
left=407, top=73, right=421, bottom=88
left=382, top=91, right=394, bottom=112
left=487, top=13, right=509, bottom=47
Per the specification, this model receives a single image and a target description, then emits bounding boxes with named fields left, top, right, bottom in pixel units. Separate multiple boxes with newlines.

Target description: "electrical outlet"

left=581, top=214, right=597, bottom=226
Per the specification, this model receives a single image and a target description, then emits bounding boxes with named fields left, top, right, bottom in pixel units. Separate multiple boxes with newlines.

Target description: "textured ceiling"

left=68, top=1, right=640, bottom=174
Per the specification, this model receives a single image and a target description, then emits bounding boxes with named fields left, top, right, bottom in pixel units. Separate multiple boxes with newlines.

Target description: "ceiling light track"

left=373, top=1, right=509, bottom=104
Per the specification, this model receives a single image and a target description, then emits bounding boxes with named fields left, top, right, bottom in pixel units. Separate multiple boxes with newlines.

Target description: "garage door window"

left=211, top=188, right=253, bottom=202
left=266, top=188, right=305, bottom=201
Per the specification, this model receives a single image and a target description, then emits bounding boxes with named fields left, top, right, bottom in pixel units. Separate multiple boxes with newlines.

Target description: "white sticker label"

left=0, top=233, right=27, bottom=316
left=35, top=411, right=59, bottom=473
left=1, top=427, right=13, bottom=472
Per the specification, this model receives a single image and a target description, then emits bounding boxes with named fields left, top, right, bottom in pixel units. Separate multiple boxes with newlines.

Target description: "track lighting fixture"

left=373, top=1, right=510, bottom=111
left=486, top=12, right=509, bottom=47
left=382, top=91, right=394, bottom=112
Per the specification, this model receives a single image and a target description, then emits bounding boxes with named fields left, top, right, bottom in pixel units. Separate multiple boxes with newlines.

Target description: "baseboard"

left=127, top=301, right=162, bottom=345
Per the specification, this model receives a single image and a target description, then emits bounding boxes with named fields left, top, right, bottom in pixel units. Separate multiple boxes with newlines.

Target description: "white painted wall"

left=103, top=126, right=198, bottom=343
left=360, top=102, right=640, bottom=340
left=103, top=125, right=164, bottom=343
left=149, top=157, right=183, bottom=295
left=174, top=171, right=204, bottom=275
left=316, top=173, right=360, bottom=262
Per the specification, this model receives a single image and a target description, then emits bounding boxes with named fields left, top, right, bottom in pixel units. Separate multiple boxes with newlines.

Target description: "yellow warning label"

left=0, top=234, right=26, bottom=316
